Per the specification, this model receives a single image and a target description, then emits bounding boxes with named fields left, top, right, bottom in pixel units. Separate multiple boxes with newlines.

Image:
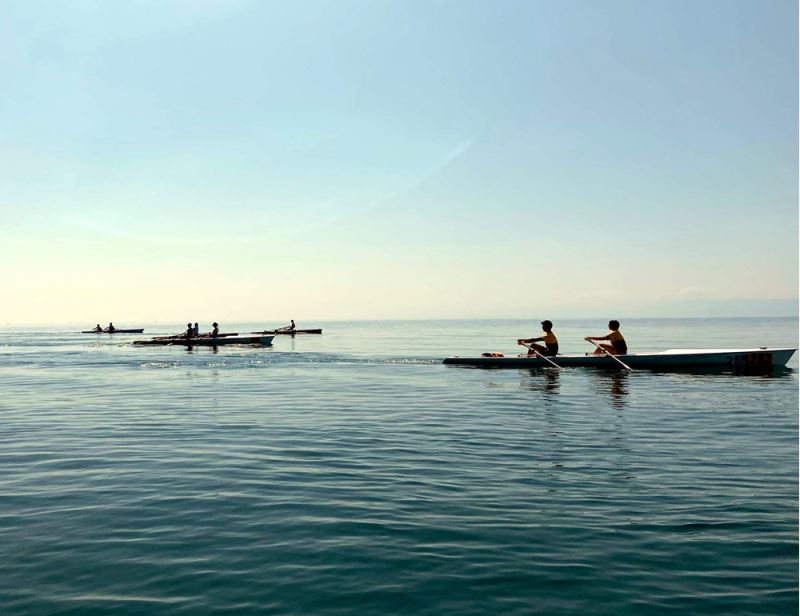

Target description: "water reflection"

left=650, top=366, right=796, bottom=387
left=186, top=346, right=220, bottom=354
left=521, top=368, right=561, bottom=397
left=520, top=368, right=630, bottom=408
left=587, top=370, right=630, bottom=409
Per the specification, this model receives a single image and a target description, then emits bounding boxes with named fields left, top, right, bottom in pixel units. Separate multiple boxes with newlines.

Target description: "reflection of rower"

left=609, top=371, right=628, bottom=408
left=588, top=370, right=629, bottom=410
left=522, top=368, right=561, bottom=396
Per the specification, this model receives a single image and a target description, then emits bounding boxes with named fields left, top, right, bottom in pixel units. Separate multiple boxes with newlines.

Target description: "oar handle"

left=586, top=339, right=633, bottom=371
left=521, top=342, right=561, bottom=369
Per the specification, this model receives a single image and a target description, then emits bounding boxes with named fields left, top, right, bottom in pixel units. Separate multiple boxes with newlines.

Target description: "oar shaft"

left=522, top=342, right=561, bottom=369
left=587, top=339, right=633, bottom=371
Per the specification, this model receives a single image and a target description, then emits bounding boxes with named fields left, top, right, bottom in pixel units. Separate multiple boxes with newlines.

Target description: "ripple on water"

left=0, top=320, right=796, bottom=615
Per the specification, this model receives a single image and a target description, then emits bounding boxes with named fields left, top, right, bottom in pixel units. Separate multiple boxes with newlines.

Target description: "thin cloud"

left=58, top=215, right=259, bottom=246
left=248, top=136, right=478, bottom=246
left=313, top=136, right=478, bottom=229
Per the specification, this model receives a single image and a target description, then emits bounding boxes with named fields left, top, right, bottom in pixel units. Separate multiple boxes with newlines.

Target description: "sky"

left=1, top=0, right=797, bottom=324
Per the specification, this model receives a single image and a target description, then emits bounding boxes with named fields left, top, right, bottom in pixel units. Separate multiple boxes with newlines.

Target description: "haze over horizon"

left=4, top=301, right=798, bottom=329
left=2, top=0, right=797, bottom=325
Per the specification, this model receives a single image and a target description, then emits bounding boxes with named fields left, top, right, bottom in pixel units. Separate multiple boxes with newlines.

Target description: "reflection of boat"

left=81, top=328, right=144, bottom=334
left=252, top=329, right=322, bottom=335
left=588, top=370, right=629, bottom=409
left=444, top=348, right=797, bottom=371
left=522, top=368, right=561, bottom=395
left=134, top=335, right=274, bottom=347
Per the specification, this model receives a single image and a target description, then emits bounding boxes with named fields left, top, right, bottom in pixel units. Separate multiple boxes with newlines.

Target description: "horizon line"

left=2, top=315, right=798, bottom=328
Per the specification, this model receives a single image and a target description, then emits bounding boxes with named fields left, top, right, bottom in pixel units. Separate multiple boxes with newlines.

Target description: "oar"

left=521, top=342, right=561, bottom=369
left=586, top=339, right=633, bottom=371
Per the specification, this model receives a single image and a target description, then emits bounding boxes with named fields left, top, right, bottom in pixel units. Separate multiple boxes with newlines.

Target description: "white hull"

left=443, top=348, right=797, bottom=371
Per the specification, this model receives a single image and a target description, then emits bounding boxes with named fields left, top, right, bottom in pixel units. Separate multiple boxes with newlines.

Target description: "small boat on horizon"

left=251, top=328, right=322, bottom=335
left=81, top=328, right=144, bottom=334
left=443, top=347, right=797, bottom=372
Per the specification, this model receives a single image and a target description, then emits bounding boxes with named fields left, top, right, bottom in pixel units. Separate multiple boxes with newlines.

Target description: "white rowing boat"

left=443, top=347, right=797, bottom=371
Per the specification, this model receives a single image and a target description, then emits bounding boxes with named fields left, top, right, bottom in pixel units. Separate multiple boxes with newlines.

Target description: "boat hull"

left=443, top=348, right=797, bottom=372
left=81, top=329, right=144, bottom=334
left=134, top=335, right=274, bottom=347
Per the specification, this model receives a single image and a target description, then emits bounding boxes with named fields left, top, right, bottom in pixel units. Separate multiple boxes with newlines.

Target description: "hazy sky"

left=2, top=0, right=797, bottom=324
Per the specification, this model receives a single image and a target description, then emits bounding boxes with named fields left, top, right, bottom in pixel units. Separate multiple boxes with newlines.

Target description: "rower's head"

left=608, top=320, right=620, bottom=331
left=212, top=322, right=218, bottom=327
left=541, top=320, right=553, bottom=331
left=187, top=323, right=192, bottom=328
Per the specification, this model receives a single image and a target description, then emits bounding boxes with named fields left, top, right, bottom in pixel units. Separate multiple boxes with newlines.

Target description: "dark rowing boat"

left=134, top=335, right=274, bottom=347
left=150, top=332, right=238, bottom=341
left=81, top=328, right=144, bottom=334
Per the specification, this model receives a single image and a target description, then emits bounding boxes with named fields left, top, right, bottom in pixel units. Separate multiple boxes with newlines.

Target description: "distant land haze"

left=2, top=298, right=797, bottom=327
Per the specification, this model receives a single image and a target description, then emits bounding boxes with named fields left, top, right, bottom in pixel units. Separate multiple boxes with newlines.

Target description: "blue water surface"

left=0, top=318, right=797, bottom=615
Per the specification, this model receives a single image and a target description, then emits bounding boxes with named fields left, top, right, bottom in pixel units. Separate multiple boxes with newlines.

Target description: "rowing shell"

left=151, top=332, right=238, bottom=341
left=443, top=348, right=797, bottom=372
left=81, top=328, right=144, bottom=334
left=134, top=335, right=274, bottom=347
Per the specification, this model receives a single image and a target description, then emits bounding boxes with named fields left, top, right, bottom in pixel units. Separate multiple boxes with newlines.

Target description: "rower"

left=93, top=324, right=102, bottom=332
left=210, top=322, right=219, bottom=338
left=192, top=322, right=200, bottom=336
left=184, top=322, right=194, bottom=339
left=106, top=322, right=115, bottom=333
left=517, top=320, right=559, bottom=357
left=585, top=320, right=628, bottom=355
left=277, top=319, right=296, bottom=332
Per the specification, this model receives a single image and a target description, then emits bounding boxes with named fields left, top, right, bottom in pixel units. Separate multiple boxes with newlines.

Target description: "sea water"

left=0, top=318, right=797, bottom=615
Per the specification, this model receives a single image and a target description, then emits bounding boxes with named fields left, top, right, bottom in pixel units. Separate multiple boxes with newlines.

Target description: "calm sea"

left=1, top=318, right=797, bottom=615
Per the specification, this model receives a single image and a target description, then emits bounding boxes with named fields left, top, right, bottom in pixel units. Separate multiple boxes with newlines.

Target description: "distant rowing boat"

left=151, top=332, right=239, bottom=341
left=81, top=328, right=144, bottom=334
left=443, top=348, right=797, bottom=372
left=134, top=335, right=274, bottom=347
left=251, top=328, right=322, bottom=335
